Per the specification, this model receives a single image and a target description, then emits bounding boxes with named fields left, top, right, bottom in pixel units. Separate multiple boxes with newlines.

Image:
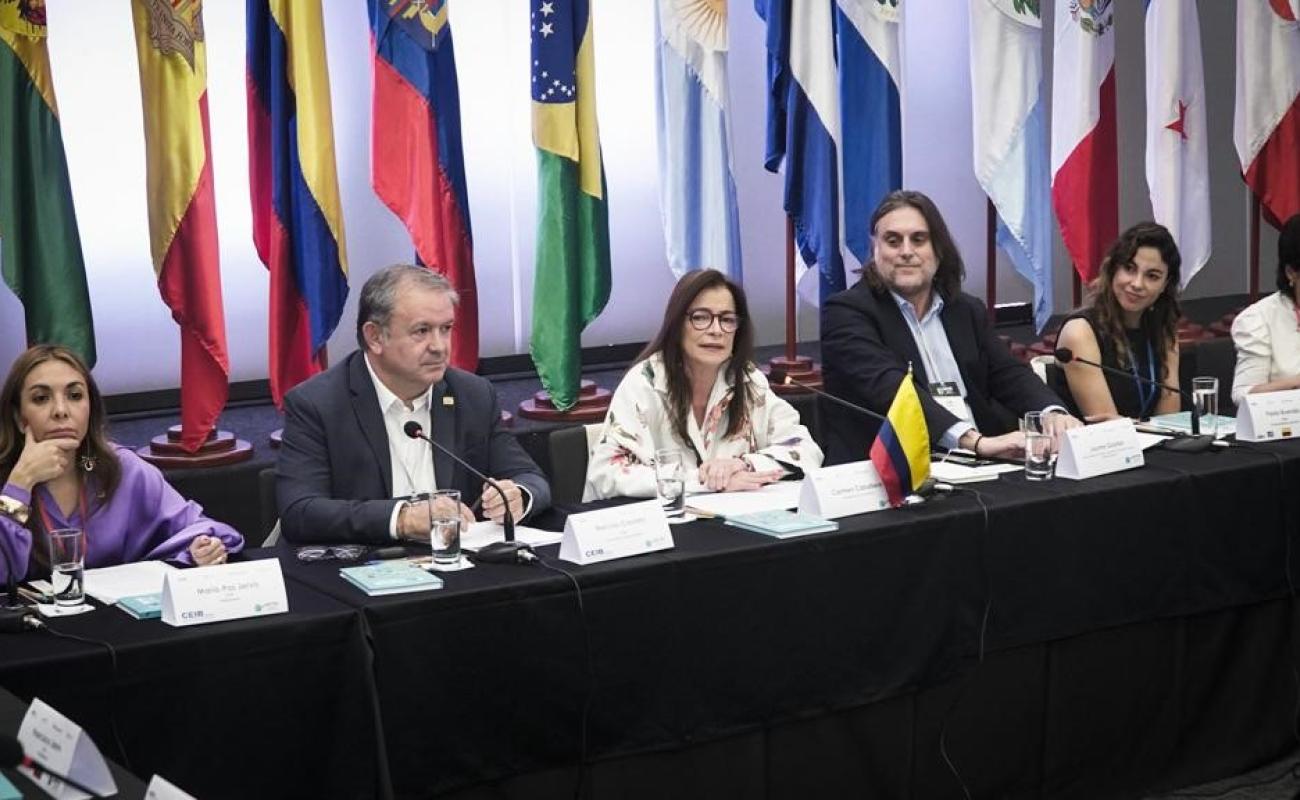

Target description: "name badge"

left=1055, top=418, right=1144, bottom=480
left=1235, top=389, right=1300, bottom=441
left=558, top=499, right=674, bottom=565
left=161, top=559, right=288, bottom=627
left=18, top=698, right=118, bottom=800
left=929, top=381, right=972, bottom=423
left=798, top=461, right=891, bottom=519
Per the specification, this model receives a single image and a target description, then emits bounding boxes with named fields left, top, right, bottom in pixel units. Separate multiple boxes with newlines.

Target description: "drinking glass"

left=47, top=528, right=85, bottom=607
left=1022, top=411, right=1055, bottom=481
left=429, top=489, right=461, bottom=564
left=1192, top=376, right=1219, bottom=438
left=654, top=449, right=686, bottom=521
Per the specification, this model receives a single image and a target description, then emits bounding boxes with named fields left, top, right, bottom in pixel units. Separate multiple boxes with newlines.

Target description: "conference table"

left=0, top=438, right=1297, bottom=799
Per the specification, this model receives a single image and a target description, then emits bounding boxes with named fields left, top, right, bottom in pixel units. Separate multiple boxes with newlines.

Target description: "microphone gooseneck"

left=783, top=375, right=890, bottom=423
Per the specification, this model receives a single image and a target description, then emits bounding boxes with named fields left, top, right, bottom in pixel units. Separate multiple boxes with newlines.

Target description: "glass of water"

left=428, top=489, right=461, bottom=565
left=47, top=528, right=85, bottom=607
left=654, top=448, right=686, bottom=521
left=1192, top=376, right=1219, bottom=438
left=1022, top=411, right=1055, bottom=481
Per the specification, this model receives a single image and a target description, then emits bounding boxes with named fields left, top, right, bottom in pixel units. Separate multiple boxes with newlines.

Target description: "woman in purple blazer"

left=0, top=345, right=243, bottom=583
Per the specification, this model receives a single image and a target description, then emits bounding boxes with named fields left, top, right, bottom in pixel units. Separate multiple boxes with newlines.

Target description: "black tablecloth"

left=0, top=580, right=385, bottom=799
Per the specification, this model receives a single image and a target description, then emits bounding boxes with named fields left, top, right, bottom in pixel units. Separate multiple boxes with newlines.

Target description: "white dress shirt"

left=1231, top=290, right=1300, bottom=406
left=364, top=354, right=436, bottom=538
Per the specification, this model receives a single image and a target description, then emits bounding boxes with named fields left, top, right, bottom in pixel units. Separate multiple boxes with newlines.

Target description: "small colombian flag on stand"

left=869, top=367, right=931, bottom=507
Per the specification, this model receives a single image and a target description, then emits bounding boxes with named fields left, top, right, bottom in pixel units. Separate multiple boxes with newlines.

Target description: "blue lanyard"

left=1129, top=337, right=1157, bottom=417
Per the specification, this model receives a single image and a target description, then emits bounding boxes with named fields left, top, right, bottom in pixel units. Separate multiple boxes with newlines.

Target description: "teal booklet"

left=724, top=509, right=838, bottom=538
left=340, top=562, right=444, bottom=596
left=0, top=771, right=20, bottom=800
left=116, top=593, right=163, bottom=620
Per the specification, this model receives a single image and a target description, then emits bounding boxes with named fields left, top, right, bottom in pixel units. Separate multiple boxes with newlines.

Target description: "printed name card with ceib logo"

left=1055, top=418, right=1144, bottom=480
left=17, top=698, right=117, bottom=800
left=161, top=559, right=288, bottom=627
left=146, top=774, right=198, bottom=800
left=559, top=499, right=674, bottom=566
left=1236, top=388, right=1300, bottom=442
left=797, top=461, right=890, bottom=519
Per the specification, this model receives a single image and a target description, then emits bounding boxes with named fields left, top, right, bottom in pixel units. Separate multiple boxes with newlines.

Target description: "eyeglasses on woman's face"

left=686, top=309, right=741, bottom=333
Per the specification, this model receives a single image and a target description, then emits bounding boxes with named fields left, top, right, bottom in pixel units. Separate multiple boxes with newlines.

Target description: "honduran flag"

left=247, top=0, right=349, bottom=408
left=1050, top=0, right=1118, bottom=285
left=654, top=0, right=743, bottom=281
left=970, top=0, right=1053, bottom=332
left=868, top=369, right=929, bottom=508
left=1145, top=0, right=1211, bottom=289
left=757, top=0, right=844, bottom=303
left=836, top=0, right=902, bottom=268
left=1234, top=0, right=1300, bottom=228
left=131, top=0, right=231, bottom=452
left=369, top=0, right=478, bottom=371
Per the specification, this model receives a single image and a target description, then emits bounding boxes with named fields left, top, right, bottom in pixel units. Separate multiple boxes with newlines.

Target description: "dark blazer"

left=277, top=351, right=551, bottom=544
left=820, top=280, right=1064, bottom=465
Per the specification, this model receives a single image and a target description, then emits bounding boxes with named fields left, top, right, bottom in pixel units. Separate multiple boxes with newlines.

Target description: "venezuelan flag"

left=531, top=0, right=611, bottom=411
left=131, top=0, right=230, bottom=452
left=369, top=0, right=478, bottom=372
left=869, top=371, right=930, bottom=507
left=0, top=6, right=95, bottom=366
left=247, top=0, right=349, bottom=407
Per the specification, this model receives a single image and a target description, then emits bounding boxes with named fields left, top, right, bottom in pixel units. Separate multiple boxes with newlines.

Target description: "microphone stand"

left=1054, top=348, right=1214, bottom=453
left=0, top=534, right=24, bottom=612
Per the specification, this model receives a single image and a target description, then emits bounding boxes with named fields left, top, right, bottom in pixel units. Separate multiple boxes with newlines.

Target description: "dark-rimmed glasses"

left=686, top=309, right=740, bottom=333
left=296, top=545, right=367, bottom=563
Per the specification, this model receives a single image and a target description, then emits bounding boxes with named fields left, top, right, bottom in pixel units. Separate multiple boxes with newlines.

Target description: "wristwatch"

left=0, top=493, right=30, bottom=525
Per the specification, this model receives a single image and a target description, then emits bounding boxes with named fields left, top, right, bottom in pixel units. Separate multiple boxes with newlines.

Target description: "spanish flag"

left=531, top=0, right=611, bottom=411
left=131, top=0, right=230, bottom=452
left=0, top=6, right=96, bottom=366
left=247, top=0, right=349, bottom=407
left=869, top=369, right=930, bottom=507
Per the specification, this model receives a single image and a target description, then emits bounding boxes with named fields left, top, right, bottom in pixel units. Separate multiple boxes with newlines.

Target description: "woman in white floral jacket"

left=584, top=270, right=823, bottom=501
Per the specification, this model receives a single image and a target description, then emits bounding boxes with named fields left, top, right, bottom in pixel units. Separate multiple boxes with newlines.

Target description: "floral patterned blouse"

left=583, top=353, right=823, bottom=500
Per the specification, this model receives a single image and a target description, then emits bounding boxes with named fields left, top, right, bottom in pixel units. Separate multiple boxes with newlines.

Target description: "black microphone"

left=0, top=609, right=42, bottom=634
left=1, top=536, right=22, bottom=611
left=401, top=421, right=535, bottom=564
left=1, top=733, right=106, bottom=797
left=1053, top=347, right=1214, bottom=453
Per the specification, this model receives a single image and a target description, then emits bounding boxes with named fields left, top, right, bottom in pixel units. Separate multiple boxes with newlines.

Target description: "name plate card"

left=1235, top=388, right=1300, bottom=441
left=559, top=499, right=674, bottom=565
left=1055, top=418, right=1144, bottom=480
left=797, top=461, right=890, bottom=519
left=146, top=775, right=198, bottom=800
left=161, top=559, right=288, bottom=627
left=18, top=698, right=117, bottom=800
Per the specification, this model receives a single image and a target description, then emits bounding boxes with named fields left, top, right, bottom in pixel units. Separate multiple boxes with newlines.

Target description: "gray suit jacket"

left=276, top=351, right=551, bottom=544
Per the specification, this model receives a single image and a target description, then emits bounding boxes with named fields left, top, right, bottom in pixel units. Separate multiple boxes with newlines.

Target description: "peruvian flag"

left=1234, top=0, right=1300, bottom=227
left=1050, top=0, right=1118, bottom=285
left=1145, top=0, right=1211, bottom=288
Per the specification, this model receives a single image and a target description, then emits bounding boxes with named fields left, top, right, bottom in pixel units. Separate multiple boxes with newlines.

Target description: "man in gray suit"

left=277, top=265, right=551, bottom=545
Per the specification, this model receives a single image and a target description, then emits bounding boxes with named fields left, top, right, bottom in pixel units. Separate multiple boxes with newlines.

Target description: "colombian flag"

left=131, top=0, right=230, bottom=452
left=869, top=371, right=930, bottom=508
left=247, top=0, right=349, bottom=407
left=369, top=0, right=478, bottom=371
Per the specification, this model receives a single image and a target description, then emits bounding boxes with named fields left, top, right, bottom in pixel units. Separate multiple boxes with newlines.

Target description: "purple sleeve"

left=113, top=449, right=244, bottom=564
left=0, top=483, right=32, bottom=583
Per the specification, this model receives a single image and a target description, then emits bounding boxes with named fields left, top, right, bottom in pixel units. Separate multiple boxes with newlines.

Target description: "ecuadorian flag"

left=247, top=0, right=349, bottom=408
left=869, top=371, right=930, bottom=507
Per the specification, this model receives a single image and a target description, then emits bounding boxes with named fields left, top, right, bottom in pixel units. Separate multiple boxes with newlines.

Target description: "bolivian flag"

left=0, top=6, right=96, bottom=366
left=869, top=369, right=930, bottom=507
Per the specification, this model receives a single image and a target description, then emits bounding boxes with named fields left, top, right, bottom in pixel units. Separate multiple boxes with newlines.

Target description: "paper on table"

left=1146, top=411, right=1236, bottom=438
left=685, top=480, right=802, bottom=517
left=929, top=460, right=1020, bottom=483
left=1136, top=432, right=1167, bottom=450
left=460, top=521, right=563, bottom=550
left=84, top=560, right=176, bottom=604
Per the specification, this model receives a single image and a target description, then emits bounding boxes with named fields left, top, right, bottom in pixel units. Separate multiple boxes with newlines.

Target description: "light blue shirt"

left=890, top=292, right=973, bottom=449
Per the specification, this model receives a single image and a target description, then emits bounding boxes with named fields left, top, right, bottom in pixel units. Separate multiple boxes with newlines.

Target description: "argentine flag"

left=970, top=0, right=1053, bottom=332
left=655, top=0, right=743, bottom=280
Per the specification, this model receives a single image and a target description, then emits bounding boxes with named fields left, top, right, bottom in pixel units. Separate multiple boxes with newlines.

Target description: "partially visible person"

left=1232, top=214, right=1300, bottom=405
left=821, top=190, right=1081, bottom=465
left=277, top=265, right=551, bottom=545
left=585, top=269, right=822, bottom=501
left=0, top=345, right=242, bottom=583
left=1055, top=222, right=1183, bottom=420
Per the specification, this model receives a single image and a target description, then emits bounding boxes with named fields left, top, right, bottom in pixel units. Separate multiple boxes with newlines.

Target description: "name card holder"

left=18, top=698, right=117, bottom=800
left=161, top=559, right=288, bottom=627
left=1055, top=418, right=1144, bottom=480
left=1235, top=388, right=1300, bottom=441
left=146, top=775, right=198, bottom=800
left=798, top=461, right=891, bottom=519
left=559, top=499, right=674, bottom=566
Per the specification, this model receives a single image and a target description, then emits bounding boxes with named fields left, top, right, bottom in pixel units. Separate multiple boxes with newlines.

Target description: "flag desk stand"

left=517, top=379, right=611, bottom=422
left=136, top=425, right=253, bottom=468
left=765, top=216, right=823, bottom=396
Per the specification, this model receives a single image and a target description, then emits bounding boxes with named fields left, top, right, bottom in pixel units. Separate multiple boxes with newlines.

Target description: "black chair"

left=547, top=425, right=591, bottom=507
left=258, top=467, right=280, bottom=547
left=1192, top=336, right=1238, bottom=416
